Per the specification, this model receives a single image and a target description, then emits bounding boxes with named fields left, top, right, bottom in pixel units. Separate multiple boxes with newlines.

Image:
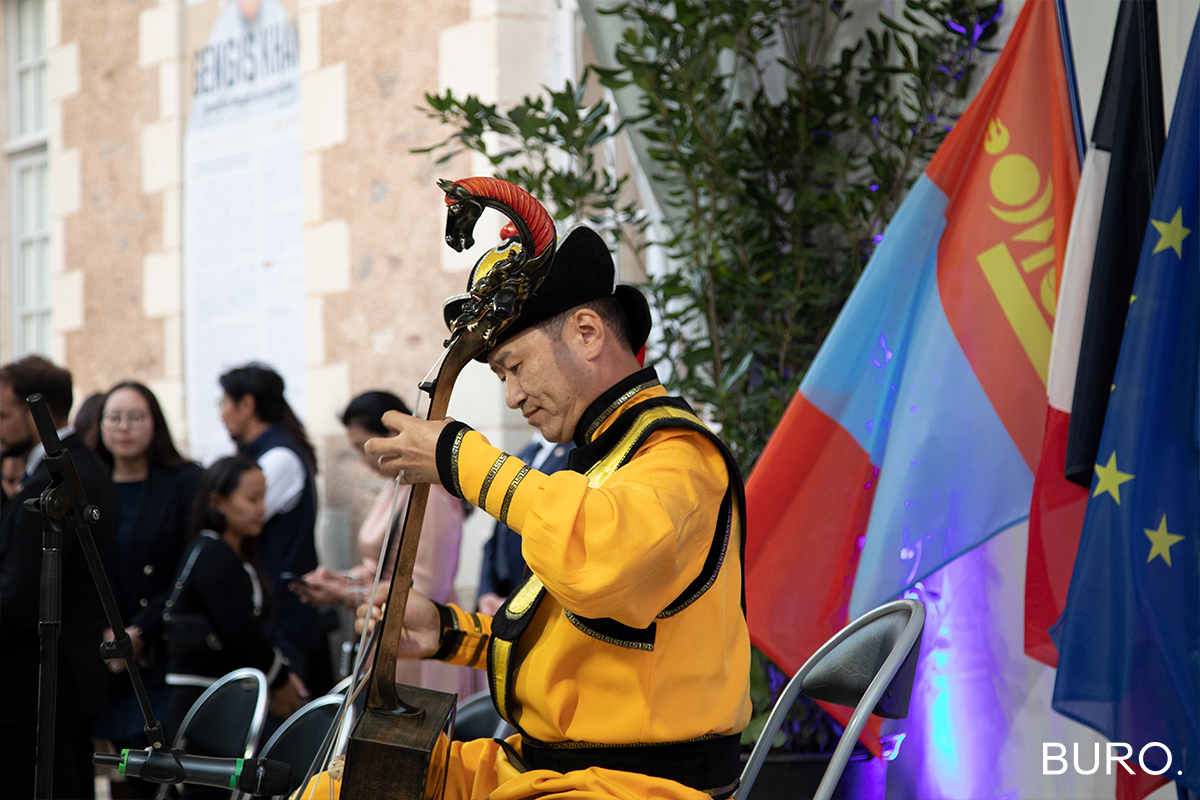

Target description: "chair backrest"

left=326, top=674, right=354, bottom=696
left=252, top=695, right=343, bottom=799
left=453, top=690, right=505, bottom=742
left=157, top=669, right=269, bottom=799
left=736, top=598, right=925, bottom=800
left=173, top=668, right=270, bottom=759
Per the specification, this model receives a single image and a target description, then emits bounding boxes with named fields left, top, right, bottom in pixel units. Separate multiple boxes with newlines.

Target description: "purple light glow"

left=874, top=232, right=885, bottom=244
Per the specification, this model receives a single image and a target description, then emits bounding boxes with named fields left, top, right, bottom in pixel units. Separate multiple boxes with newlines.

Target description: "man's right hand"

left=355, top=586, right=442, bottom=660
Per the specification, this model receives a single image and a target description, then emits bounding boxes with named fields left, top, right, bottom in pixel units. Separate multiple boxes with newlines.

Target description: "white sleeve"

left=258, top=447, right=306, bottom=521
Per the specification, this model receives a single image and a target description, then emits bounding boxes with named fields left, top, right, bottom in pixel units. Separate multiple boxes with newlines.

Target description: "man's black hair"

left=341, top=391, right=411, bottom=436
left=219, top=363, right=288, bottom=424
left=537, top=295, right=633, bottom=353
left=219, top=363, right=318, bottom=472
left=0, top=355, right=74, bottom=422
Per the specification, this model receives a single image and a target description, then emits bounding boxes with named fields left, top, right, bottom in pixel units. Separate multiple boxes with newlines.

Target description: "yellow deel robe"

left=302, top=370, right=750, bottom=800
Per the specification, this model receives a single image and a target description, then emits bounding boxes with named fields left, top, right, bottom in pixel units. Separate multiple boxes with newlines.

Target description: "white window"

left=8, top=0, right=46, bottom=144
left=11, top=153, right=49, bottom=355
left=7, top=0, right=49, bottom=357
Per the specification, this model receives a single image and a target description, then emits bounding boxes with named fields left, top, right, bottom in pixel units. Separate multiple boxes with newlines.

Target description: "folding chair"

left=155, top=668, right=270, bottom=799
left=453, top=690, right=509, bottom=742
left=736, top=598, right=925, bottom=800
left=235, top=694, right=343, bottom=800
left=326, top=674, right=355, bottom=696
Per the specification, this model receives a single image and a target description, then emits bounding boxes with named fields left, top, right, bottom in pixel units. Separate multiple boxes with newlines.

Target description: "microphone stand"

left=24, top=394, right=179, bottom=799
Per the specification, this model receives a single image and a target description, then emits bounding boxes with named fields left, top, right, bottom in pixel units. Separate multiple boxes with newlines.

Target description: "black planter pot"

left=739, top=749, right=887, bottom=800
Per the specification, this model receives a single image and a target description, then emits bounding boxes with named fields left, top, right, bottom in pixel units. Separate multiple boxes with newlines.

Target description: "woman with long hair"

left=163, top=455, right=307, bottom=739
left=92, top=382, right=202, bottom=795
left=290, top=390, right=483, bottom=697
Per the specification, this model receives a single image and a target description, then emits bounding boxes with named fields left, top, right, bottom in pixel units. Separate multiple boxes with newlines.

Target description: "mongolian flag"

left=1025, top=0, right=1166, bottom=668
left=744, top=0, right=1081, bottom=751
left=1051, top=16, right=1199, bottom=799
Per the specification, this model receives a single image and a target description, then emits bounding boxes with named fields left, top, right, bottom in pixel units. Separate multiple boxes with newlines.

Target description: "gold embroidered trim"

left=492, top=638, right=514, bottom=720
left=500, top=465, right=530, bottom=527
left=564, top=610, right=654, bottom=651
left=449, top=428, right=469, bottom=499
left=704, top=779, right=740, bottom=797
left=585, top=406, right=701, bottom=488
left=478, top=453, right=509, bottom=513
left=658, top=507, right=733, bottom=619
left=506, top=575, right=544, bottom=619
left=583, top=379, right=660, bottom=441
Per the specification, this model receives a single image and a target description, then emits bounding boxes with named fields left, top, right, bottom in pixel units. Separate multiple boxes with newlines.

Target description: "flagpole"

left=1056, top=0, right=1088, bottom=167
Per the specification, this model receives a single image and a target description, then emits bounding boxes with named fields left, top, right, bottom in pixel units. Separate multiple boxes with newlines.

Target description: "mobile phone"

left=280, top=572, right=305, bottom=583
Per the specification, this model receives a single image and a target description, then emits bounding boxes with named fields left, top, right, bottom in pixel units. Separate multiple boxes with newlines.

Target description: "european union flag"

left=1051, top=16, right=1199, bottom=794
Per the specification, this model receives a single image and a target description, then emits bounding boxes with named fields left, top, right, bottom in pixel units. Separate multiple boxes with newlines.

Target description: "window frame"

left=5, top=0, right=48, bottom=153
left=6, top=0, right=51, bottom=357
left=9, top=148, right=50, bottom=356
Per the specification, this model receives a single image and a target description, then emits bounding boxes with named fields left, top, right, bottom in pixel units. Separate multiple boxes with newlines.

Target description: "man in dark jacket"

left=0, top=356, right=119, bottom=799
left=218, top=363, right=334, bottom=694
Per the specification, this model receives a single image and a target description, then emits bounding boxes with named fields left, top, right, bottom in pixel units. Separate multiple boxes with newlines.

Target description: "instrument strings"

left=295, top=344, right=450, bottom=800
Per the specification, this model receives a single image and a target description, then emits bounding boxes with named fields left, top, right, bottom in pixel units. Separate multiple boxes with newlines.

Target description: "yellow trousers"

left=296, top=736, right=712, bottom=800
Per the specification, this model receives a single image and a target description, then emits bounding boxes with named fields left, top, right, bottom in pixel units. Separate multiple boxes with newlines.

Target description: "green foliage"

left=598, top=0, right=1000, bottom=470
left=417, top=69, right=643, bottom=232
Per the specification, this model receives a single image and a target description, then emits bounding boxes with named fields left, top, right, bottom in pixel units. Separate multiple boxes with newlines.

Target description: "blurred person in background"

left=0, top=447, right=27, bottom=509
left=73, top=391, right=106, bottom=453
left=475, top=431, right=573, bottom=616
left=163, top=456, right=306, bottom=744
left=291, top=390, right=482, bottom=697
left=93, top=381, right=203, bottom=796
left=0, top=356, right=119, bottom=800
left=218, top=363, right=335, bottom=695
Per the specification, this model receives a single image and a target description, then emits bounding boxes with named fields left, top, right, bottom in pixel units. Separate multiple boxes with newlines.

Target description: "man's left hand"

left=363, top=412, right=449, bottom=486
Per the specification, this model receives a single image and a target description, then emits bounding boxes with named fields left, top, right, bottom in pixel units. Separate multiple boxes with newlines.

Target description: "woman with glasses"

left=93, top=381, right=202, bottom=795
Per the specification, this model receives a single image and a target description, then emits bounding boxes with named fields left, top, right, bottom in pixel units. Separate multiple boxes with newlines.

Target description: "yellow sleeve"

left=448, top=427, right=728, bottom=629
left=428, top=602, right=491, bottom=669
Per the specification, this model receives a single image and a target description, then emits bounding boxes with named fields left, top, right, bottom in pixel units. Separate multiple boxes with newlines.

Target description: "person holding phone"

left=290, top=391, right=482, bottom=697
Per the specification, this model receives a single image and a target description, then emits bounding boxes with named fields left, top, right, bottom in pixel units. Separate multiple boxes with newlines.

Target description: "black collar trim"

left=573, top=367, right=661, bottom=447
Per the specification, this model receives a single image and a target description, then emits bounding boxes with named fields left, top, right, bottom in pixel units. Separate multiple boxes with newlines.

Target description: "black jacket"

left=0, top=433, right=120, bottom=725
left=164, top=533, right=288, bottom=689
left=114, top=462, right=203, bottom=642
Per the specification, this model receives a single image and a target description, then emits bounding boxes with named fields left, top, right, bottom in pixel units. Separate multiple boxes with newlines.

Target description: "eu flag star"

left=1144, top=515, right=1185, bottom=567
left=1150, top=207, right=1192, bottom=258
left=1092, top=452, right=1135, bottom=504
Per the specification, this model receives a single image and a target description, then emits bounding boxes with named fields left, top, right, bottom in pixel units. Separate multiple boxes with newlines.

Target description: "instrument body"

left=342, top=685, right=456, bottom=799
left=340, top=177, right=556, bottom=799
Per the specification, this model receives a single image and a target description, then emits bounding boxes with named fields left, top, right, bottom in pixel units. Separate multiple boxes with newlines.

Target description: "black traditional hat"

left=443, top=226, right=651, bottom=357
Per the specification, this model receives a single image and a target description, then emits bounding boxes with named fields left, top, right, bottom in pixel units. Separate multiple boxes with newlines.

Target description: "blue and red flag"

left=1051, top=16, right=1199, bottom=798
left=744, top=0, right=1081, bottom=751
